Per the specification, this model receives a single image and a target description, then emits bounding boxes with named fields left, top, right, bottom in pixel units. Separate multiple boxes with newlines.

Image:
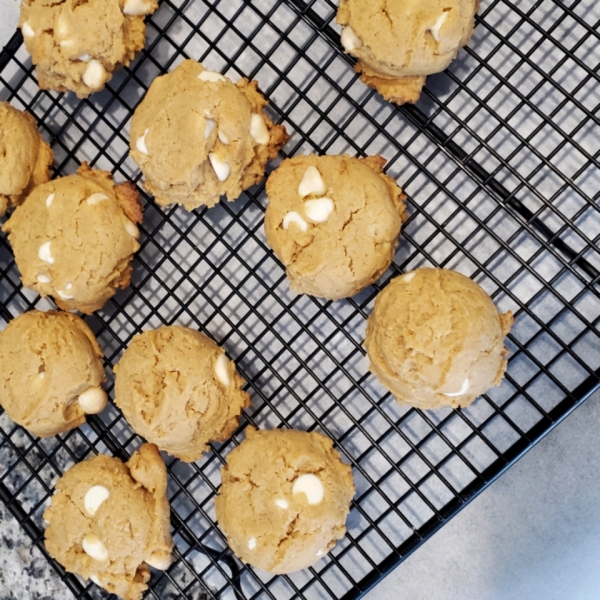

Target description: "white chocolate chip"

left=82, top=59, right=107, bottom=91
left=214, top=354, right=230, bottom=386
left=77, top=53, right=90, bottom=62
left=86, top=193, right=108, bottom=205
left=442, top=378, right=470, bottom=398
left=282, top=211, right=308, bottom=233
left=56, top=289, right=74, bottom=300
left=292, top=474, right=324, bottom=505
left=45, top=193, right=55, bottom=207
left=90, top=575, right=101, bottom=586
left=125, top=220, right=140, bottom=239
left=249, top=114, right=270, bottom=145
left=39, top=372, right=46, bottom=380
left=304, top=197, right=335, bottom=223
left=274, top=499, right=288, bottom=510
left=145, top=554, right=172, bottom=570
left=204, top=118, right=216, bottom=140
left=198, top=71, right=226, bottom=83
left=248, top=538, right=256, bottom=550
left=341, top=26, right=363, bottom=52
left=22, top=21, right=35, bottom=38
left=37, top=274, right=51, bottom=284
left=428, top=12, right=448, bottom=43
left=298, top=166, right=327, bottom=198
left=38, top=242, right=54, bottom=264
left=82, top=534, right=108, bottom=561
left=218, top=130, right=229, bottom=145
left=56, top=16, right=69, bottom=39
left=208, top=153, right=231, bottom=182
left=316, top=549, right=325, bottom=557
left=84, top=485, right=110, bottom=516
left=123, top=0, right=152, bottom=15
left=401, top=272, right=416, bottom=283
left=78, top=387, right=108, bottom=414
left=136, top=128, right=149, bottom=155
left=59, top=39, right=76, bottom=51
left=65, top=282, right=72, bottom=290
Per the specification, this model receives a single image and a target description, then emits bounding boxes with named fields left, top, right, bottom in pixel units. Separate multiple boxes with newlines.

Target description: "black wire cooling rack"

left=1, top=0, right=600, bottom=598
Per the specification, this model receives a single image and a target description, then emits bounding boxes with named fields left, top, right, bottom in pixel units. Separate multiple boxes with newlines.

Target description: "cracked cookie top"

left=129, top=59, right=289, bottom=211
left=365, top=268, right=514, bottom=410
left=20, top=0, right=158, bottom=98
left=2, top=163, right=142, bottom=314
left=114, top=326, right=250, bottom=462
left=44, top=444, right=173, bottom=600
left=264, top=154, right=407, bottom=300
left=0, top=310, right=106, bottom=437
left=215, top=427, right=355, bottom=574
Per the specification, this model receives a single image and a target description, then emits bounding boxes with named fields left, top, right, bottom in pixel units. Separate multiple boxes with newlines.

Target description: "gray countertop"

left=2, top=4, right=600, bottom=600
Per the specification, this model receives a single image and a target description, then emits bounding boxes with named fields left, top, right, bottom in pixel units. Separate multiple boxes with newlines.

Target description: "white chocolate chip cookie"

left=0, top=310, right=106, bottom=437
left=19, top=0, right=158, bottom=98
left=2, top=163, right=143, bottom=314
left=129, top=59, right=289, bottom=211
left=215, top=427, right=355, bottom=574
left=364, top=268, right=514, bottom=410
left=114, top=326, right=250, bottom=462
left=44, top=444, right=173, bottom=600
left=264, top=154, right=407, bottom=300
left=337, top=0, right=478, bottom=105
left=0, top=102, right=54, bottom=217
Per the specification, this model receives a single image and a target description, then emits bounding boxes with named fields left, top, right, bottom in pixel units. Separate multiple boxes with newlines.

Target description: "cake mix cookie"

left=44, top=443, right=173, bottom=600
left=114, top=326, right=250, bottom=462
left=0, top=102, right=53, bottom=217
left=2, top=163, right=142, bottom=314
left=216, top=427, right=355, bottom=574
left=264, top=154, right=407, bottom=300
left=0, top=310, right=106, bottom=437
left=19, top=0, right=158, bottom=98
left=364, top=268, right=514, bottom=410
left=129, top=59, right=289, bottom=211
left=337, top=0, right=478, bottom=104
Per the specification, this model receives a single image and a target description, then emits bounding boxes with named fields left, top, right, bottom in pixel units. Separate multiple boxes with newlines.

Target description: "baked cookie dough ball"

left=2, top=163, right=142, bottom=314
left=129, top=59, right=289, bottom=211
left=114, top=326, right=250, bottom=462
left=0, top=102, right=53, bottom=217
left=264, top=154, right=407, bottom=300
left=337, top=0, right=478, bottom=105
left=216, top=428, right=355, bottom=574
left=44, top=444, right=173, bottom=600
left=0, top=310, right=106, bottom=437
left=364, top=268, right=514, bottom=410
left=19, top=0, right=158, bottom=98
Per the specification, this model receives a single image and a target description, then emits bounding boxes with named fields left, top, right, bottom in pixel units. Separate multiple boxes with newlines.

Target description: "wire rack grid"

left=1, top=0, right=599, bottom=598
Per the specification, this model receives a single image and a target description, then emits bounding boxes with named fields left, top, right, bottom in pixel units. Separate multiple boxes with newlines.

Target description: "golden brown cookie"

left=216, top=427, right=355, bottom=574
left=129, top=59, right=289, bottom=211
left=44, top=444, right=173, bottom=600
left=264, top=154, right=407, bottom=300
left=2, top=163, right=142, bottom=314
left=19, top=0, right=158, bottom=98
left=337, top=0, right=478, bottom=104
left=0, top=310, right=106, bottom=437
left=114, top=326, right=250, bottom=462
left=364, top=268, right=514, bottom=410
left=0, top=102, right=53, bottom=216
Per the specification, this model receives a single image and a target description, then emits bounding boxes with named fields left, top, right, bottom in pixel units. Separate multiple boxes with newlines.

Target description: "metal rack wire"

left=1, top=0, right=599, bottom=598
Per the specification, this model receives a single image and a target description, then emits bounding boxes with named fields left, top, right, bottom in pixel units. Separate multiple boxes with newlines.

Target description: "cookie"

left=44, top=443, right=173, bottom=600
left=215, top=427, right=355, bottom=574
left=129, top=59, right=289, bottom=211
left=114, top=326, right=250, bottom=462
left=337, top=0, right=478, bottom=104
left=0, top=310, right=106, bottom=437
left=0, top=102, right=53, bottom=217
left=2, top=163, right=142, bottom=314
left=19, top=0, right=157, bottom=98
left=364, top=268, right=514, bottom=410
left=264, top=154, right=407, bottom=300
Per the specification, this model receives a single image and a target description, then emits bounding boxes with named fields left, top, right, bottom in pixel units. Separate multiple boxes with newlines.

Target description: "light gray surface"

left=2, top=4, right=600, bottom=600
